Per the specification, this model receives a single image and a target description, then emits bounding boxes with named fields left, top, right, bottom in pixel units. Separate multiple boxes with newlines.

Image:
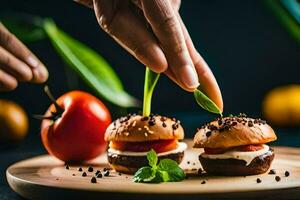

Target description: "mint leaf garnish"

left=133, top=166, right=156, bottom=183
left=133, top=149, right=185, bottom=183
left=147, top=149, right=158, bottom=168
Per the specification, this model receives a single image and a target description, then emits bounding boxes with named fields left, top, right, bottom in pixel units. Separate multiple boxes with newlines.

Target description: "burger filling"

left=108, top=140, right=187, bottom=156
left=201, top=144, right=270, bottom=165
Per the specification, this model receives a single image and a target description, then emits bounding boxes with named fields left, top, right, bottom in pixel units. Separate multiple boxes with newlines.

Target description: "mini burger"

left=193, top=114, right=277, bottom=176
left=105, top=114, right=187, bottom=174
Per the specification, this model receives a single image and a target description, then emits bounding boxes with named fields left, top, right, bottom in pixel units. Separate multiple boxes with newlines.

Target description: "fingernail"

left=180, top=65, right=199, bottom=89
left=27, top=56, right=39, bottom=68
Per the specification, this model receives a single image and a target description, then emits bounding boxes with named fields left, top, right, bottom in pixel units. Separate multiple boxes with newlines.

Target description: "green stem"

left=143, top=67, right=160, bottom=116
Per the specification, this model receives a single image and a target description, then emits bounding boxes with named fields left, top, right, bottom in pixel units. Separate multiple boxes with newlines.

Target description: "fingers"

left=93, top=0, right=168, bottom=73
left=141, top=0, right=199, bottom=90
left=176, top=14, right=223, bottom=111
left=0, top=46, right=32, bottom=81
left=0, top=69, right=17, bottom=91
left=0, top=23, right=48, bottom=84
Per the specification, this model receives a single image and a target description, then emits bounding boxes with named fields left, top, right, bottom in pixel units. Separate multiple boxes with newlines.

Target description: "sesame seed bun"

left=105, top=114, right=184, bottom=142
left=193, top=116, right=277, bottom=149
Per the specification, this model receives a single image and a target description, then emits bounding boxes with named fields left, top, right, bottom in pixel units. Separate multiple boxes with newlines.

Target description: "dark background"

left=0, top=1, right=300, bottom=199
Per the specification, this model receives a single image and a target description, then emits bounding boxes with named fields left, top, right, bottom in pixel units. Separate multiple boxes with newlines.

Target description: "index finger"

left=141, top=0, right=199, bottom=90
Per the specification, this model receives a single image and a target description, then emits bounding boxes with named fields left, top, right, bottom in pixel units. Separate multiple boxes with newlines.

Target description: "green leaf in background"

left=265, top=0, right=300, bottom=45
left=143, top=68, right=160, bottom=116
left=194, top=89, right=222, bottom=115
left=0, top=14, right=46, bottom=43
left=43, top=19, right=139, bottom=108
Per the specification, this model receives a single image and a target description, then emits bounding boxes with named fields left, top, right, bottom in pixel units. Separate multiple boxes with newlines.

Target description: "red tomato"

left=111, top=139, right=178, bottom=153
left=41, top=91, right=111, bottom=162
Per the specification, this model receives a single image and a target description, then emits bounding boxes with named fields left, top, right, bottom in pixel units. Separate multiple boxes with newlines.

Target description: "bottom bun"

left=199, top=149, right=274, bottom=176
left=107, top=151, right=184, bottom=174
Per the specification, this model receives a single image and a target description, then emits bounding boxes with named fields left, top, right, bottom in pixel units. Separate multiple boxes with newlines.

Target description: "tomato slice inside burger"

left=204, top=144, right=264, bottom=154
left=110, top=139, right=178, bottom=153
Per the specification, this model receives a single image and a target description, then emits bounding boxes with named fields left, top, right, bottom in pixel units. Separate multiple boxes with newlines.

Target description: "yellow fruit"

left=0, top=99, right=29, bottom=142
left=262, top=85, right=300, bottom=126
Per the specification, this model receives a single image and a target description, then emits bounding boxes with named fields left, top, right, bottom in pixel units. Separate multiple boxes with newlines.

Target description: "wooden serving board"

left=6, top=140, right=300, bottom=200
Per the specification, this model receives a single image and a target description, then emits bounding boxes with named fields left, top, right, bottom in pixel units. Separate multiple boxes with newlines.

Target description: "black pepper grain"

left=65, top=165, right=69, bottom=170
left=95, top=170, right=101, bottom=175
left=91, top=177, right=97, bottom=183
left=141, top=117, right=149, bottom=121
left=285, top=171, right=290, bottom=177
left=78, top=167, right=83, bottom=172
left=256, top=178, right=262, bottom=183
left=268, top=169, right=276, bottom=175
left=187, top=161, right=190, bottom=164
left=172, top=123, right=178, bottom=130
left=162, top=122, right=167, bottom=127
left=72, top=174, right=75, bottom=176
left=82, top=172, right=87, bottom=177
left=119, top=172, right=122, bottom=176
left=275, top=176, right=281, bottom=182
left=206, top=131, right=212, bottom=137
left=88, top=166, right=94, bottom=172
left=96, top=173, right=103, bottom=178
left=198, top=168, right=203, bottom=174
left=104, top=170, right=110, bottom=176
left=201, top=181, right=206, bottom=184
left=148, top=120, right=156, bottom=126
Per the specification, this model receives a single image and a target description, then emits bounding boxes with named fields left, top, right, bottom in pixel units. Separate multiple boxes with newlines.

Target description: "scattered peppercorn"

left=91, top=177, right=97, bottom=183
left=285, top=171, right=290, bottom=177
left=187, top=161, right=190, bottom=164
left=275, top=176, right=281, bottom=182
left=172, top=123, right=178, bottom=130
left=65, top=165, right=69, bottom=170
left=206, top=131, right=212, bottom=137
left=198, top=168, right=203, bottom=174
left=148, top=120, right=156, bottom=126
left=119, top=172, right=122, bottom=176
left=201, top=181, right=206, bottom=184
left=88, top=166, right=94, bottom=172
left=141, top=117, right=149, bottom=121
left=103, top=167, right=110, bottom=171
left=95, top=170, right=101, bottom=176
left=72, top=174, right=75, bottom=176
left=82, top=172, right=87, bottom=177
left=104, top=170, right=110, bottom=177
left=78, top=167, right=83, bottom=172
left=268, top=169, right=276, bottom=175
left=96, top=173, right=103, bottom=178
left=162, top=122, right=167, bottom=128
left=256, top=178, right=262, bottom=183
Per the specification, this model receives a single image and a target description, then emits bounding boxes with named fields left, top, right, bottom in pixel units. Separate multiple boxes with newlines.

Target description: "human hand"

left=0, top=23, right=48, bottom=91
left=75, top=0, right=223, bottom=111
